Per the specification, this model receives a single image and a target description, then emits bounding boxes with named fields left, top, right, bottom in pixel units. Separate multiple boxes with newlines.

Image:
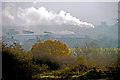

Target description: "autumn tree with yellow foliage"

left=31, top=40, right=71, bottom=57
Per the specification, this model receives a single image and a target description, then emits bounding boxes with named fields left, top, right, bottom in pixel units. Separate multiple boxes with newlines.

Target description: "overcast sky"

left=2, top=2, right=118, bottom=34
left=18, top=2, right=118, bottom=25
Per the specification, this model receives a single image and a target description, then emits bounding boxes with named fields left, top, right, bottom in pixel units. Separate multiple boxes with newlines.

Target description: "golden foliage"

left=31, top=40, right=71, bottom=57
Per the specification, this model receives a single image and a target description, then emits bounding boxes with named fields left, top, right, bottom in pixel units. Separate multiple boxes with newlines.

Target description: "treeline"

left=70, top=47, right=119, bottom=67
left=2, top=39, right=120, bottom=80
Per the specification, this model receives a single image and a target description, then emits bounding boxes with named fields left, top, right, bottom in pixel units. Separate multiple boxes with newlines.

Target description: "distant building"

left=22, top=30, right=34, bottom=34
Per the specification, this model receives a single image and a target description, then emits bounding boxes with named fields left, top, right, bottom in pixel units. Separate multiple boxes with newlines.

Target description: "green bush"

left=33, top=57, right=60, bottom=70
left=2, top=48, right=33, bottom=80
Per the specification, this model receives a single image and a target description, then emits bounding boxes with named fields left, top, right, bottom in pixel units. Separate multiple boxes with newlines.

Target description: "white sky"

left=1, top=1, right=119, bottom=36
left=1, top=0, right=119, bottom=2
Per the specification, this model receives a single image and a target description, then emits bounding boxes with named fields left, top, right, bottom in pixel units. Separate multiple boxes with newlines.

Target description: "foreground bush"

left=33, top=57, right=60, bottom=70
left=2, top=48, right=33, bottom=80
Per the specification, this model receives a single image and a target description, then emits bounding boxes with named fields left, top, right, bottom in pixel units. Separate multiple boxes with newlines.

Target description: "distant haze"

left=2, top=2, right=118, bottom=39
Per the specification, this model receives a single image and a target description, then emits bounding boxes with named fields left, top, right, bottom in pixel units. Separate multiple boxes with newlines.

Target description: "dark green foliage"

left=2, top=48, right=33, bottom=80
left=105, top=66, right=120, bottom=80
left=33, top=57, right=60, bottom=70
left=78, top=69, right=101, bottom=79
left=2, top=48, right=61, bottom=80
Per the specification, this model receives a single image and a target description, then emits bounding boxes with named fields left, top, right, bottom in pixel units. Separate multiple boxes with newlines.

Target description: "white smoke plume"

left=18, top=7, right=95, bottom=28
left=2, top=3, right=95, bottom=35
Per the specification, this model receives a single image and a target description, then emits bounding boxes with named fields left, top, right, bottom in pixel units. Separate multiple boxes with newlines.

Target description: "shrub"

left=33, top=57, right=60, bottom=70
left=2, top=48, right=33, bottom=80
